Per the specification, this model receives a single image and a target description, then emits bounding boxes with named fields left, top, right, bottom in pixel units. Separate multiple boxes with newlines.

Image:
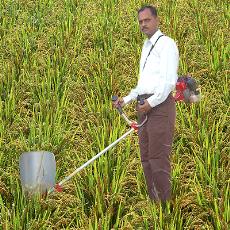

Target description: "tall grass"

left=0, top=0, right=229, bottom=229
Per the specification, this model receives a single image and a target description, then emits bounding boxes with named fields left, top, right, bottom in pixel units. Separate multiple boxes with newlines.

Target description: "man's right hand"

left=112, top=97, right=125, bottom=108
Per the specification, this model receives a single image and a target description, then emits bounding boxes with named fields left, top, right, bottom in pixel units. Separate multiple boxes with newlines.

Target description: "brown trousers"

left=137, top=94, right=176, bottom=202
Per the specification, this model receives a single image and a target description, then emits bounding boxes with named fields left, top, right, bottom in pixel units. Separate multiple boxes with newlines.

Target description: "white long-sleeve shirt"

left=123, top=30, right=179, bottom=107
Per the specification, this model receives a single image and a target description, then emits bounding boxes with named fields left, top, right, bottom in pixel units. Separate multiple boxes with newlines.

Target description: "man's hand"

left=112, top=97, right=125, bottom=108
left=137, top=99, right=152, bottom=113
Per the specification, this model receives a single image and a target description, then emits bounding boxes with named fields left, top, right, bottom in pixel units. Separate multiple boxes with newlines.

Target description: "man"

left=114, top=5, right=179, bottom=202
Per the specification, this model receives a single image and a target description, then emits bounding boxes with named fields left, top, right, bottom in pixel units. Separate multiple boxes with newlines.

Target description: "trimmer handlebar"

left=112, top=95, right=147, bottom=129
left=112, top=95, right=144, bottom=110
left=112, top=95, right=123, bottom=114
left=137, top=97, right=145, bottom=105
left=111, top=95, right=118, bottom=101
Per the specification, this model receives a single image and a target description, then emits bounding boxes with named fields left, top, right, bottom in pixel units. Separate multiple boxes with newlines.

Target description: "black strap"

left=142, top=35, right=164, bottom=71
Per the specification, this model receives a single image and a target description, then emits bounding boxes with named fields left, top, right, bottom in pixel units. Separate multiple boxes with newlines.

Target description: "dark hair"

left=138, top=5, right=158, bottom=17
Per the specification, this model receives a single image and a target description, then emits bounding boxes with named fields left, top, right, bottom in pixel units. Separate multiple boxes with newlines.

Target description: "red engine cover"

left=176, top=81, right=186, bottom=91
left=175, top=81, right=187, bottom=101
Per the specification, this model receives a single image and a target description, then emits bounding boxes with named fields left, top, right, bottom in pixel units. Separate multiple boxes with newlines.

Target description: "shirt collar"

left=148, top=29, right=163, bottom=45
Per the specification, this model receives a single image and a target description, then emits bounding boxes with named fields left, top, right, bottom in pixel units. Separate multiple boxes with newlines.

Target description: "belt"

left=137, top=94, right=154, bottom=102
left=137, top=92, right=173, bottom=102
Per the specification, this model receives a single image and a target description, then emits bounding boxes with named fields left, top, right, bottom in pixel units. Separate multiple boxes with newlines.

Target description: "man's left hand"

left=137, top=99, right=152, bottom=113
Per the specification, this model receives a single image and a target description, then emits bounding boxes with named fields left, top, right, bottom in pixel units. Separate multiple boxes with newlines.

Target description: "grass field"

left=0, top=0, right=229, bottom=229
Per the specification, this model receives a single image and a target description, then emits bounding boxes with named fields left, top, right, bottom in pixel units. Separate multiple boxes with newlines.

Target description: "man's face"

left=138, top=9, right=159, bottom=38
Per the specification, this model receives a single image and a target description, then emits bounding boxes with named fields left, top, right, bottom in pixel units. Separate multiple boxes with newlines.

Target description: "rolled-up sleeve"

left=123, top=86, right=139, bottom=104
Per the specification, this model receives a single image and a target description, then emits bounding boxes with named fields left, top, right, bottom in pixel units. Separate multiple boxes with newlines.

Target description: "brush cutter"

left=19, top=75, right=200, bottom=196
left=19, top=97, right=146, bottom=196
